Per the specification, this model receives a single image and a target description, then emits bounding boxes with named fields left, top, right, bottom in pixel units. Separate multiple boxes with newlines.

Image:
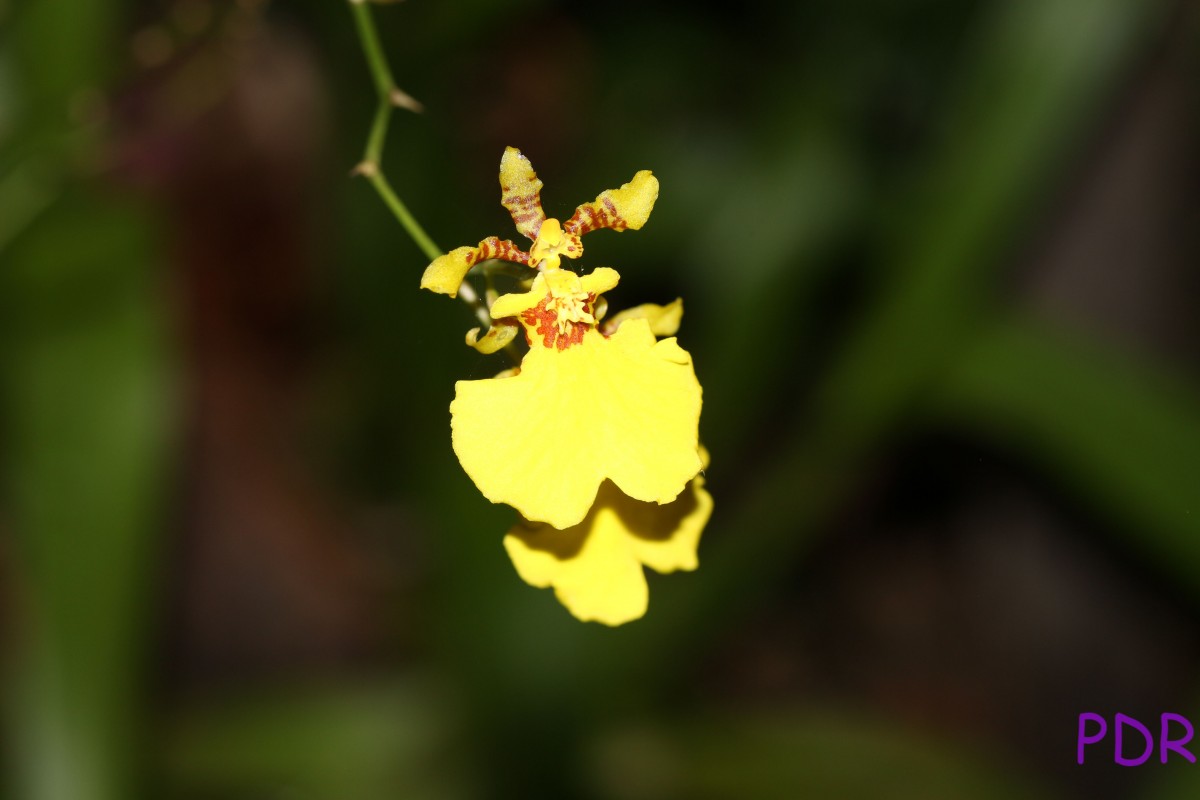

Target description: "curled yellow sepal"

left=602, top=298, right=683, bottom=337
left=565, top=170, right=660, bottom=235
left=504, top=469, right=712, bottom=626
left=465, top=321, right=519, bottom=354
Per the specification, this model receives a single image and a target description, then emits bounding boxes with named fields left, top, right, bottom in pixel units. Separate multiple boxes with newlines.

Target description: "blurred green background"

left=2, top=0, right=1199, bottom=797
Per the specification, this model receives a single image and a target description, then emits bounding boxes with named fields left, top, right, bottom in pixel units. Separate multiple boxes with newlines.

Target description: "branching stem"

left=348, top=0, right=506, bottom=349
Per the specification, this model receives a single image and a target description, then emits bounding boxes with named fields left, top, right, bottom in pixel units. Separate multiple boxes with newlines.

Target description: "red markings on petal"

left=502, top=191, right=546, bottom=241
left=519, top=293, right=597, bottom=351
left=474, top=237, right=531, bottom=266
left=564, top=199, right=628, bottom=236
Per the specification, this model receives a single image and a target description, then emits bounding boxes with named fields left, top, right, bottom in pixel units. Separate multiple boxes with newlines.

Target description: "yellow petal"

left=503, top=475, right=712, bottom=625
left=489, top=273, right=550, bottom=320
left=465, top=320, right=519, bottom=354
left=564, top=170, right=659, bottom=236
left=420, top=238, right=531, bottom=298
left=580, top=266, right=620, bottom=296
left=451, top=318, right=702, bottom=528
left=602, top=298, right=683, bottom=337
left=500, top=146, right=547, bottom=241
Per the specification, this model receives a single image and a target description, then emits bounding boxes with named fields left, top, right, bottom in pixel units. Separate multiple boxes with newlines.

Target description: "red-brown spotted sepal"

left=500, top=147, right=547, bottom=241
left=422, top=150, right=659, bottom=301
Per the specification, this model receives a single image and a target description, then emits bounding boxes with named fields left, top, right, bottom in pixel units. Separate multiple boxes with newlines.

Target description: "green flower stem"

left=359, top=161, right=439, bottom=263
left=347, top=0, right=503, bottom=346
left=350, top=0, right=395, bottom=115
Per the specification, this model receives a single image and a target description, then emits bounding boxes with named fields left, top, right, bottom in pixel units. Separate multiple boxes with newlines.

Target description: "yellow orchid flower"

left=504, top=470, right=712, bottom=626
left=451, top=266, right=703, bottom=529
left=420, top=146, right=659, bottom=297
left=433, top=148, right=703, bottom=531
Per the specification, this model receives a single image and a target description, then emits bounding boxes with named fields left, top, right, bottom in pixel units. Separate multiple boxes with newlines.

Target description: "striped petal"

left=564, top=170, right=659, bottom=236
left=419, top=237, right=530, bottom=297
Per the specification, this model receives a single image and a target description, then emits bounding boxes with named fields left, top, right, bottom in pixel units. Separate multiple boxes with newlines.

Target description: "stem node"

left=352, top=160, right=379, bottom=178
left=389, top=88, right=424, bottom=113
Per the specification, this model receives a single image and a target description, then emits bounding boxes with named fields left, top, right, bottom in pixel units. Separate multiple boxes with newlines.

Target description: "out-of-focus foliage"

left=589, top=712, right=1052, bottom=800
left=2, top=2, right=170, bottom=799
left=934, top=319, right=1200, bottom=584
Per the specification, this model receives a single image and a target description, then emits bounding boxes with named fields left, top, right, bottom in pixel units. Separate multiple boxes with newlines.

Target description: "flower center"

left=519, top=268, right=597, bottom=350
left=547, top=289, right=595, bottom=335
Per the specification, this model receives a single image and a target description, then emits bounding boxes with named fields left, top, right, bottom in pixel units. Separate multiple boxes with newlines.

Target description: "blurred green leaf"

left=7, top=0, right=116, bottom=121
left=2, top=0, right=120, bottom=183
left=931, top=316, right=1200, bottom=588
left=682, top=134, right=864, bottom=457
left=590, top=710, right=1053, bottom=800
left=815, top=0, right=1168, bottom=453
left=1, top=191, right=170, bottom=800
left=161, top=678, right=470, bottom=800
left=0, top=48, right=18, bottom=144
left=0, top=157, right=59, bottom=254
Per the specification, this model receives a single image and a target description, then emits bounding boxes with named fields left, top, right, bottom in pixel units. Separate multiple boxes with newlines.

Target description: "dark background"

left=2, top=0, right=1199, bottom=798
